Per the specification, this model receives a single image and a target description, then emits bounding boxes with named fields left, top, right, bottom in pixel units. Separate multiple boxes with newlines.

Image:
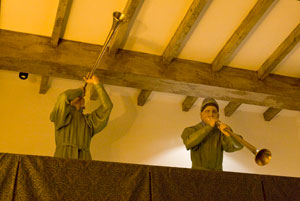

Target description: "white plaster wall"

left=0, top=69, right=299, bottom=178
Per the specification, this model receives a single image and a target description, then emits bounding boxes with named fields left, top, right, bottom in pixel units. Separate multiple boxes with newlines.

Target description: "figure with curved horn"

left=181, top=97, right=271, bottom=171
left=50, top=12, right=126, bottom=160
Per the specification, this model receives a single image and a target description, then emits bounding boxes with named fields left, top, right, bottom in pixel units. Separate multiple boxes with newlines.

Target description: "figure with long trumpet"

left=181, top=97, right=272, bottom=170
left=50, top=74, right=113, bottom=160
left=50, top=11, right=126, bottom=160
left=181, top=97, right=244, bottom=171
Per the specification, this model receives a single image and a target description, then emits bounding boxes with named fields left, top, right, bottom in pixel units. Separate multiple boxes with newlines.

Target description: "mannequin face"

left=200, top=106, right=219, bottom=124
left=70, top=96, right=85, bottom=111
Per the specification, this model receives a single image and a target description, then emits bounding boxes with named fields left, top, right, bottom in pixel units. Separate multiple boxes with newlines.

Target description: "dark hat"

left=66, top=88, right=84, bottom=101
left=201, top=97, right=219, bottom=112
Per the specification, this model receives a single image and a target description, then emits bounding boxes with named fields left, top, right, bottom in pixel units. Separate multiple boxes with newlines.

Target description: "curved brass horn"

left=216, top=121, right=272, bottom=166
left=83, top=12, right=126, bottom=91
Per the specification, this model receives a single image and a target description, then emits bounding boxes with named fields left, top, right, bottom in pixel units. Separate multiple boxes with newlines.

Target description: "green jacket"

left=181, top=122, right=243, bottom=170
left=50, top=84, right=113, bottom=160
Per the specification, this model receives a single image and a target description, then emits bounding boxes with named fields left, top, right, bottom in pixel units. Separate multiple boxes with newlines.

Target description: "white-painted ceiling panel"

left=63, top=0, right=127, bottom=45
left=0, top=0, right=59, bottom=36
left=178, top=0, right=257, bottom=63
left=229, top=0, right=300, bottom=72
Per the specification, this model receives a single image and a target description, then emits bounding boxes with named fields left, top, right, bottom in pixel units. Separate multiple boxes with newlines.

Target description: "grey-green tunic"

left=181, top=122, right=243, bottom=171
left=50, top=84, right=113, bottom=160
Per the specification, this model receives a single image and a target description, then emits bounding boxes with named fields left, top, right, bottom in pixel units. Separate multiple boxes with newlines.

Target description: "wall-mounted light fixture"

left=19, top=72, right=29, bottom=80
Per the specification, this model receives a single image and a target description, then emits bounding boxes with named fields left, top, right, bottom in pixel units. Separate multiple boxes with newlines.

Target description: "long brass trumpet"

left=216, top=121, right=272, bottom=166
left=83, top=11, right=126, bottom=92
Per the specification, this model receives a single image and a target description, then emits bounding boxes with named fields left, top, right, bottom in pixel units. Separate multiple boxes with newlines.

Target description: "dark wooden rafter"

left=257, top=23, right=300, bottom=80
left=162, top=0, right=208, bottom=64
left=163, top=0, right=207, bottom=110
left=39, top=76, right=50, bottom=94
left=41, top=0, right=72, bottom=94
left=182, top=96, right=198, bottom=112
left=224, top=102, right=242, bottom=117
left=137, top=89, right=152, bottom=106
left=263, top=108, right=282, bottom=121
left=51, top=0, right=73, bottom=47
left=2, top=30, right=300, bottom=111
left=108, top=0, right=143, bottom=55
left=212, top=0, right=275, bottom=72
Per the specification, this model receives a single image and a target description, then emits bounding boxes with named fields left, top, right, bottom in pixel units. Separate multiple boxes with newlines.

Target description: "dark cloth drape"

left=0, top=154, right=20, bottom=201
left=0, top=153, right=149, bottom=201
left=1, top=152, right=300, bottom=201
left=150, top=166, right=263, bottom=201
left=262, top=175, right=300, bottom=201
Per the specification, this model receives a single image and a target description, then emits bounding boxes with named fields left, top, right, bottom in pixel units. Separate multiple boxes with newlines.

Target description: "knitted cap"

left=201, top=97, right=219, bottom=112
left=66, top=88, right=84, bottom=101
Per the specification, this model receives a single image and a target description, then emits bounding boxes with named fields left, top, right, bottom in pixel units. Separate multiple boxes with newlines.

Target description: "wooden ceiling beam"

left=163, top=0, right=207, bottom=108
left=263, top=107, right=281, bottom=121
left=224, top=102, right=242, bottom=117
left=212, top=0, right=275, bottom=72
left=162, top=0, right=208, bottom=64
left=182, top=96, right=198, bottom=112
left=257, top=23, right=300, bottom=80
left=108, top=0, right=143, bottom=55
left=47, top=0, right=72, bottom=94
left=137, top=89, right=152, bottom=106
left=2, top=30, right=300, bottom=111
left=39, top=76, right=50, bottom=94
left=51, top=0, right=73, bottom=47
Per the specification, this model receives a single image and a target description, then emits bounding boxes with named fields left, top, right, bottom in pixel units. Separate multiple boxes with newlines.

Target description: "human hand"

left=83, top=73, right=100, bottom=85
left=217, top=122, right=231, bottom=137
left=204, top=117, right=218, bottom=128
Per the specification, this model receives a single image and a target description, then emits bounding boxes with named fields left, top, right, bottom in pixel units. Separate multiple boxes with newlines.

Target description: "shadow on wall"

left=89, top=90, right=188, bottom=165
left=90, top=94, right=138, bottom=161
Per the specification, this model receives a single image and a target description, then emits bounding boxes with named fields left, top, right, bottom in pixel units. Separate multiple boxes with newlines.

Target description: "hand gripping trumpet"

left=216, top=121, right=272, bottom=166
